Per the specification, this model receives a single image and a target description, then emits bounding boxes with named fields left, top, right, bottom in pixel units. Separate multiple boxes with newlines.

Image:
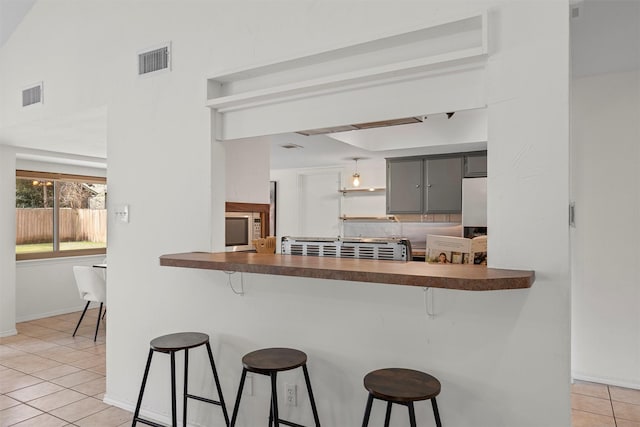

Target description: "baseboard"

left=0, top=328, right=18, bottom=338
left=572, top=372, right=640, bottom=390
left=103, top=395, right=174, bottom=427
left=16, top=303, right=99, bottom=323
left=103, top=395, right=211, bottom=427
left=102, top=395, right=136, bottom=414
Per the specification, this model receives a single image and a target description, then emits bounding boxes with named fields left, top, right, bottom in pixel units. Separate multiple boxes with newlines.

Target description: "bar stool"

left=132, top=332, right=229, bottom=427
left=229, top=347, right=321, bottom=427
left=361, top=368, right=442, bottom=427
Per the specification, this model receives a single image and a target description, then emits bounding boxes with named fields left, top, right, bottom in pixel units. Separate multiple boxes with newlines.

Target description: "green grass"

left=16, top=241, right=106, bottom=254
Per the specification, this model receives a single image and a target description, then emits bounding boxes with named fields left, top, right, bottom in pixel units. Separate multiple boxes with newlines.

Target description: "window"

left=16, top=170, right=107, bottom=260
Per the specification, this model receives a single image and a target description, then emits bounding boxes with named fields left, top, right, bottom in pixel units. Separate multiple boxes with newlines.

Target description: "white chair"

left=72, top=266, right=107, bottom=342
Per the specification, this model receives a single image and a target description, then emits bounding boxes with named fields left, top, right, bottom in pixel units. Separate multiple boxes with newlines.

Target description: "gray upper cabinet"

left=464, top=151, right=487, bottom=177
left=387, top=155, right=463, bottom=214
left=386, top=158, right=423, bottom=214
left=425, top=156, right=463, bottom=213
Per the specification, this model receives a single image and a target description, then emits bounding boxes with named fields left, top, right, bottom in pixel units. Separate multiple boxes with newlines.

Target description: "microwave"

left=225, top=212, right=262, bottom=252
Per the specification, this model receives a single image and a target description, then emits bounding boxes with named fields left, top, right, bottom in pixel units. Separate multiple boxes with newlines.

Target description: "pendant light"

left=352, top=158, right=361, bottom=187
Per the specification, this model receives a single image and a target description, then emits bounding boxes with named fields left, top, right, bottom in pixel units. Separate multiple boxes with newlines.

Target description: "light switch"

left=114, top=205, right=129, bottom=223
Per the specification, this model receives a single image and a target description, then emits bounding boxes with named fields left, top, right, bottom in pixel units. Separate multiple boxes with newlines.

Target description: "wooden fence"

left=16, top=208, right=107, bottom=244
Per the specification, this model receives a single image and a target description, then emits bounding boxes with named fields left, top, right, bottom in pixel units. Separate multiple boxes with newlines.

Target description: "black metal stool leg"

left=230, top=368, right=247, bottom=427
left=408, top=402, right=417, bottom=427
left=170, top=351, right=177, bottom=427
left=361, top=394, right=374, bottom=427
left=302, top=364, right=321, bottom=427
left=132, top=349, right=154, bottom=426
left=384, top=401, right=392, bottom=427
left=431, top=397, right=442, bottom=427
left=270, top=372, right=279, bottom=427
left=269, top=395, right=274, bottom=427
left=73, top=301, right=90, bottom=337
left=205, top=342, right=230, bottom=426
left=183, top=349, right=189, bottom=427
left=94, top=302, right=103, bottom=342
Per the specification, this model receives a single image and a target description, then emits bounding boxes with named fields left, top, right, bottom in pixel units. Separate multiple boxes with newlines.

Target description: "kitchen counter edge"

left=159, top=252, right=534, bottom=291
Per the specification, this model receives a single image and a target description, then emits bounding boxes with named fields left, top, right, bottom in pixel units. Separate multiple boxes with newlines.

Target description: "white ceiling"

left=269, top=110, right=488, bottom=170
left=0, top=0, right=36, bottom=48
left=0, top=0, right=638, bottom=168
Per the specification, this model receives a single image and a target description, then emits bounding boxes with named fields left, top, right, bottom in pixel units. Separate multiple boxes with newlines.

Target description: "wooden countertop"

left=159, top=252, right=534, bottom=291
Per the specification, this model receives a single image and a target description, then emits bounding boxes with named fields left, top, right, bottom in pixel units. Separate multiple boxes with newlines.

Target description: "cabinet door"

left=464, top=153, right=487, bottom=177
left=424, top=156, right=463, bottom=213
left=386, top=159, right=423, bottom=214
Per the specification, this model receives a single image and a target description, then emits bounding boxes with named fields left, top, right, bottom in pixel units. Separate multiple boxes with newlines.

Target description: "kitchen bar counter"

left=159, top=252, right=534, bottom=291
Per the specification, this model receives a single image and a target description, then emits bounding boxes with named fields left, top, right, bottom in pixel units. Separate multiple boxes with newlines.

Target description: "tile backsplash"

left=343, top=220, right=463, bottom=249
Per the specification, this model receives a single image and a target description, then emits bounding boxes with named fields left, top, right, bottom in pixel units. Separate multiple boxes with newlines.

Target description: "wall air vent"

left=138, top=43, right=171, bottom=76
left=22, top=83, right=43, bottom=107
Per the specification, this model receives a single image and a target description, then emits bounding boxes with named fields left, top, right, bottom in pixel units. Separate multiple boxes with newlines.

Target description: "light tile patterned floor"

left=3, top=310, right=640, bottom=426
left=0, top=309, right=132, bottom=427
left=572, top=380, right=640, bottom=427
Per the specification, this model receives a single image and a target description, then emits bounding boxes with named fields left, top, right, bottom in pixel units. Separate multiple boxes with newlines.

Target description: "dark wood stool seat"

left=242, top=347, right=307, bottom=373
left=132, top=332, right=229, bottom=427
left=361, top=368, right=442, bottom=427
left=230, top=348, right=320, bottom=427
left=150, top=332, right=209, bottom=352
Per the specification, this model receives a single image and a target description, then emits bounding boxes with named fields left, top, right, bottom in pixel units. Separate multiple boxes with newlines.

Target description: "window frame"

left=16, top=170, right=107, bottom=261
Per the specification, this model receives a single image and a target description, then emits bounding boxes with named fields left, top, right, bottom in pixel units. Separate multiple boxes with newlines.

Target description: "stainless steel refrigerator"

left=462, top=177, right=487, bottom=238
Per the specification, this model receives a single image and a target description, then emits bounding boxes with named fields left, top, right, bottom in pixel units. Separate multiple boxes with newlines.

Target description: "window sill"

left=16, top=248, right=106, bottom=262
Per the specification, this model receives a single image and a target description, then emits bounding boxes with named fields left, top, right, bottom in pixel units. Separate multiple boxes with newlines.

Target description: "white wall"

left=571, top=69, right=640, bottom=388
left=0, top=145, right=17, bottom=336
left=271, top=161, right=388, bottom=241
left=0, top=1, right=571, bottom=426
left=338, top=161, right=388, bottom=219
left=16, top=255, right=105, bottom=322
left=224, top=137, right=270, bottom=204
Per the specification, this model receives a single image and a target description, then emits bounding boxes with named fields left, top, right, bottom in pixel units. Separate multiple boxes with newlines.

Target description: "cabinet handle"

left=416, top=184, right=420, bottom=188
left=427, top=184, right=432, bottom=187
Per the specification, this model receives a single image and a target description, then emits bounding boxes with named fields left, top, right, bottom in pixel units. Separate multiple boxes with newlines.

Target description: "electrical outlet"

left=285, top=383, right=297, bottom=406
left=114, top=204, right=129, bottom=223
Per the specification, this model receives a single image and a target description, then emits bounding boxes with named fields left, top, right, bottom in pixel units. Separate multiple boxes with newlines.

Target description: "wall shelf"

left=340, top=215, right=397, bottom=222
left=339, top=187, right=385, bottom=195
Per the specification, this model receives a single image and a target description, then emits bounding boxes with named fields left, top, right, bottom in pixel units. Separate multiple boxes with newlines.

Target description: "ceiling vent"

left=22, top=82, right=43, bottom=107
left=138, top=43, right=171, bottom=76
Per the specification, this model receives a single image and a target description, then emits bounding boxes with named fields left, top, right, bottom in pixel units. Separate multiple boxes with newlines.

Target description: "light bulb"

left=352, top=173, right=360, bottom=187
